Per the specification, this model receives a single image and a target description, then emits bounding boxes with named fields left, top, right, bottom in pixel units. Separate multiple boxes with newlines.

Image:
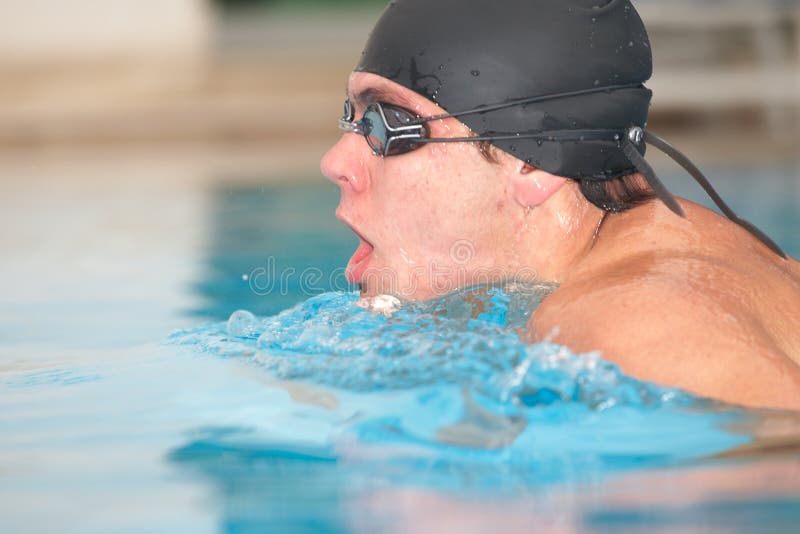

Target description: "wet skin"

left=532, top=200, right=800, bottom=410
left=322, top=72, right=800, bottom=411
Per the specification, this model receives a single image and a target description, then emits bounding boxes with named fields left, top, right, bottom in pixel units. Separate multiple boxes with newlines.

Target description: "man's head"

left=321, top=0, right=659, bottom=299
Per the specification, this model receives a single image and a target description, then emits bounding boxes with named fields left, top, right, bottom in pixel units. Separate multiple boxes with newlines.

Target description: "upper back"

left=530, top=199, right=800, bottom=408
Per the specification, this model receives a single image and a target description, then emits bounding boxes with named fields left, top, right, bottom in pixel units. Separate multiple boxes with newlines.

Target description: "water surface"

left=1, top=159, right=799, bottom=533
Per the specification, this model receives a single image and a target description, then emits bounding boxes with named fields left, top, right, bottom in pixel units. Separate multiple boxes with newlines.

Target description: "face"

left=321, top=72, right=533, bottom=301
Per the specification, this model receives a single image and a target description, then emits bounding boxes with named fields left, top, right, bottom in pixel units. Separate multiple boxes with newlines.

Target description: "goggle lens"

left=340, top=101, right=426, bottom=157
left=363, top=108, right=389, bottom=155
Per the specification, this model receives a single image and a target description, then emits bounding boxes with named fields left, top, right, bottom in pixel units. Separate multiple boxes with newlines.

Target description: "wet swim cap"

left=355, top=0, right=788, bottom=259
left=357, top=0, right=652, bottom=181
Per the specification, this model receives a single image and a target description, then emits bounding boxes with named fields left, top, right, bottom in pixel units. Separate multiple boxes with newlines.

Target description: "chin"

left=359, top=258, right=474, bottom=302
left=358, top=267, right=418, bottom=301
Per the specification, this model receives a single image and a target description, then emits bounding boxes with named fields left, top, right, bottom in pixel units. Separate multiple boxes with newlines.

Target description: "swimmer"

left=321, top=0, right=800, bottom=410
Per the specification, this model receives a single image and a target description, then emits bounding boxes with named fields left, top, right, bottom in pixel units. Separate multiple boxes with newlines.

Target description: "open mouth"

left=347, top=237, right=374, bottom=285
left=338, top=215, right=375, bottom=284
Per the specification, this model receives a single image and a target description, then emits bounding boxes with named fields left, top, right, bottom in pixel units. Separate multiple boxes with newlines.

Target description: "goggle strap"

left=622, top=137, right=686, bottom=218
left=626, top=130, right=787, bottom=259
left=413, top=129, right=624, bottom=144
left=417, top=83, right=643, bottom=124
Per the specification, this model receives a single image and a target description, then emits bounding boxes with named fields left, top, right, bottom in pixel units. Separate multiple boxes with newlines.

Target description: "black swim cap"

left=356, top=0, right=653, bottom=181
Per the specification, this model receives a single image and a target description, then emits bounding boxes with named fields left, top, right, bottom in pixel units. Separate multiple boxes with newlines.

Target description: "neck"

left=511, top=182, right=607, bottom=284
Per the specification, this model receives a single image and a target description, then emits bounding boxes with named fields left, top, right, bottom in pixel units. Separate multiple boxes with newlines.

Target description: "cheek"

left=368, top=161, right=436, bottom=237
left=370, top=145, right=497, bottom=252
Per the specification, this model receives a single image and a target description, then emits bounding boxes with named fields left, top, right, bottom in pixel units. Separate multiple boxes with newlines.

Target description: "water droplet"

left=593, top=79, right=600, bottom=86
left=628, top=41, right=634, bottom=47
left=227, top=310, right=259, bottom=338
left=470, top=69, right=480, bottom=77
left=438, top=64, right=445, bottom=70
left=536, top=140, right=544, bottom=147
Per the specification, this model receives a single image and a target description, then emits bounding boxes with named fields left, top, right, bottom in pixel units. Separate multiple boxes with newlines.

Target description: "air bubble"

left=227, top=310, right=260, bottom=339
left=470, top=69, right=480, bottom=77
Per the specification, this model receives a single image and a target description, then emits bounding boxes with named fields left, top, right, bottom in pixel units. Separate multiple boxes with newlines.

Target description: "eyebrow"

left=349, top=86, right=416, bottom=110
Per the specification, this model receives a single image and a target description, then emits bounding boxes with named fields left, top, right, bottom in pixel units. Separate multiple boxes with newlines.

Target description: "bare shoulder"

left=529, top=252, right=800, bottom=410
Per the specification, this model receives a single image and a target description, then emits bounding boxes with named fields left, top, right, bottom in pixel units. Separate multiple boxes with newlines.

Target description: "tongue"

left=346, top=239, right=374, bottom=284
left=350, top=240, right=373, bottom=265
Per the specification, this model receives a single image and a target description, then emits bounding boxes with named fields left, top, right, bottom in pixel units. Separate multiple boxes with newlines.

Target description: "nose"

left=320, top=134, right=370, bottom=194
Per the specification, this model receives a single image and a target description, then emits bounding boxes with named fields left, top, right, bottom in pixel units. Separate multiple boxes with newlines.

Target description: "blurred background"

left=0, top=0, right=798, bottom=340
left=1, top=0, right=798, bottom=153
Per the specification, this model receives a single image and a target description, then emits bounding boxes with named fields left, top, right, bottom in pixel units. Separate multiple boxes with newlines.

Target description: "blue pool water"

left=1, top=162, right=799, bottom=533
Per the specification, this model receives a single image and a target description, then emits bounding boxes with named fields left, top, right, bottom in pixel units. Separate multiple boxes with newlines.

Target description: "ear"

left=511, top=164, right=568, bottom=208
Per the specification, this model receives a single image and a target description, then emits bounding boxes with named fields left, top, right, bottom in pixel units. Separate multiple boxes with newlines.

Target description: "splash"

left=171, top=282, right=690, bottom=409
left=169, top=283, right=749, bottom=492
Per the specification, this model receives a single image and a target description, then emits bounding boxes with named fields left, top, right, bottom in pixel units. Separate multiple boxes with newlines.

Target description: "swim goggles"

left=338, top=100, right=428, bottom=156
left=338, top=85, right=637, bottom=157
